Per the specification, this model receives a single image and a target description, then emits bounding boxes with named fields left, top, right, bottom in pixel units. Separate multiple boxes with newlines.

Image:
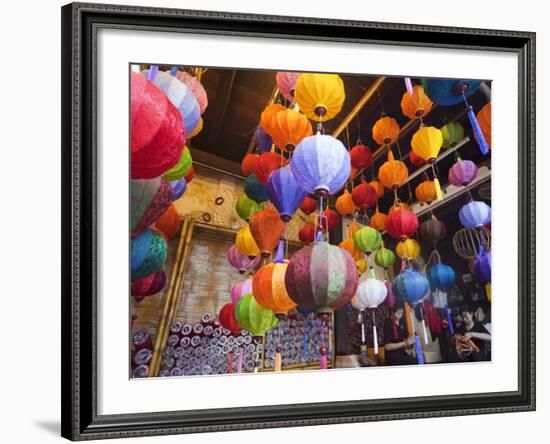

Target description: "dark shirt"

left=383, top=318, right=407, bottom=344
left=458, top=321, right=490, bottom=353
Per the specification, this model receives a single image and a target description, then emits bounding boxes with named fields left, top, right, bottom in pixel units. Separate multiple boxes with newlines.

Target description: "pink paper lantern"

left=227, top=244, right=261, bottom=274
left=175, top=70, right=208, bottom=114
left=230, top=278, right=253, bottom=305
left=276, top=72, right=301, bottom=101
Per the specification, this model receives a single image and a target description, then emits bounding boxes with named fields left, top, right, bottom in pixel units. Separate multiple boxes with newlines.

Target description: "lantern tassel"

left=237, top=347, right=244, bottom=373
left=302, top=331, right=308, bottom=361
left=415, top=334, right=424, bottom=364
left=320, top=354, right=328, bottom=370
left=169, top=66, right=178, bottom=76
left=228, top=351, right=234, bottom=374
left=147, top=64, right=159, bottom=82
left=275, top=349, right=282, bottom=372
left=320, top=320, right=328, bottom=370
left=405, top=77, right=414, bottom=95
left=372, top=311, right=379, bottom=355
left=433, top=177, right=443, bottom=201
left=274, top=239, right=285, bottom=263
left=361, top=317, right=366, bottom=343
left=404, top=303, right=414, bottom=337
left=465, top=101, right=490, bottom=155
left=485, top=282, right=492, bottom=302
left=445, top=307, right=455, bottom=335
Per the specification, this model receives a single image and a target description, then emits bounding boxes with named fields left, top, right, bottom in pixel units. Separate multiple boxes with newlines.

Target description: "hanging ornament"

left=291, top=134, right=351, bottom=197
left=235, top=194, right=264, bottom=221
left=260, top=103, right=287, bottom=135
left=249, top=208, right=285, bottom=257
left=441, top=122, right=464, bottom=149
left=392, top=268, right=430, bottom=305
left=266, top=167, right=308, bottom=221
left=254, top=127, right=273, bottom=154
left=155, top=204, right=182, bottom=238
left=174, top=70, right=208, bottom=114
left=369, top=181, right=385, bottom=199
left=235, top=225, right=260, bottom=259
left=353, top=227, right=382, bottom=255
left=356, top=258, right=369, bottom=274
left=378, top=150, right=409, bottom=191
left=400, top=85, right=433, bottom=119
left=163, top=146, right=192, bottom=181
left=453, top=227, right=491, bottom=259
left=230, top=278, right=253, bottom=305
left=409, top=150, right=426, bottom=167
left=369, top=207, right=386, bottom=232
left=459, top=201, right=491, bottom=228
left=339, top=238, right=364, bottom=261
left=131, top=177, right=173, bottom=239
left=419, top=217, right=447, bottom=244
left=474, top=251, right=492, bottom=283
left=268, top=108, right=312, bottom=152
left=300, top=196, right=316, bottom=215
left=227, top=244, right=261, bottom=274
left=235, top=293, right=279, bottom=337
left=372, top=116, right=400, bottom=146
left=298, top=224, right=316, bottom=244
left=411, top=126, right=444, bottom=200
left=476, top=102, right=491, bottom=149
left=427, top=263, right=456, bottom=290
left=448, top=158, right=478, bottom=186
left=317, top=207, right=339, bottom=231
left=336, top=189, right=357, bottom=216
left=253, top=152, right=288, bottom=186
left=375, top=243, right=396, bottom=269
left=415, top=179, right=437, bottom=203
left=241, top=153, right=259, bottom=177
left=295, top=73, right=345, bottom=121
left=351, top=179, right=377, bottom=210
left=354, top=275, right=388, bottom=355
left=395, top=238, right=421, bottom=260
left=244, top=175, right=269, bottom=203
left=350, top=144, right=373, bottom=169
left=276, top=71, right=301, bottom=101
left=385, top=206, right=419, bottom=240
left=219, top=302, right=241, bottom=334
left=131, top=270, right=167, bottom=302
left=131, top=228, right=168, bottom=281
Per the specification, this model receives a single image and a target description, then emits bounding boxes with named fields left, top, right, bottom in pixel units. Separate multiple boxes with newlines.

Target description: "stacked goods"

left=131, top=329, right=154, bottom=378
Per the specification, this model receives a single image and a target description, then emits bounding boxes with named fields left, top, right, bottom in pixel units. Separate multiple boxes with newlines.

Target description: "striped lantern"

left=235, top=294, right=278, bottom=337
left=276, top=71, right=301, bottom=101
left=448, top=159, right=478, bottom=186
left=131, top=177, right=173, bottom=239
left=227, top=244, right=261, bottom=274
left=441, top=122, right=464, bottom=149
left=353, top=227, right=382, bottom=255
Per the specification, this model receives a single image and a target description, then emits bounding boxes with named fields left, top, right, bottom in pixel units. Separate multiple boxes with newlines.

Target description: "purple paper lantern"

left=169, top=178, right=187, bottom=201
left=459, top=201, right=491, bottom=228
left=474, top=252, right=491, bottom=283
left=230, top=278, right=253, bottom=305
left=290, top=134, right=351, bottom=197
left=266, top=167, right=307, bottom=222
left=227, top=245, right=261, bottom=274
left=448, top=159, right=479, bottom=186
left=254, top=127, right=273, bottom=153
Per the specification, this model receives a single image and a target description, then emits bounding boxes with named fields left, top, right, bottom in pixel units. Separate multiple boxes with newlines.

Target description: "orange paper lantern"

left=372, top=116, right=400, bottom=146
left=155, top=205, right=182, bottom=238
left=260, top=103, right=286, bottom=135
left=415, top=180, right=437, bottom=203
left=477, top=102, right=491, bottom=149
left=269, top=108, right=312, bottom=152
left=369, top=180, right=384, bottom=199
left=249, top=208, right=285, bottom=257
left=253, top=260, right=296, bottom=315
left=339, top=238, right=363, bottom=261
left=369, top=207, right=386, bottom=232
left=400, top=85, right=433, bottom=119
left=378, top=150, right=409, bottom=189
left=335, top=189, right=357, bottom=216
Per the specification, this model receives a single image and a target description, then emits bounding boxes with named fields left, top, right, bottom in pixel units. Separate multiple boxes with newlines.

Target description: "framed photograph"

left=61, top=2, right=536, bottom=440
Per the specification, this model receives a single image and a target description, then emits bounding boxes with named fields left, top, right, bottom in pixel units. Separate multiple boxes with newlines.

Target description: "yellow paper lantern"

left=252, top=262, right=296, bottom=315
left=400, top=85, right=433, bottom=119
left=372, top=116, right=400, bottom=146
left=188, top=117, right=203, bottom=138
left=235, top=225, right=260, bottom=259
left=356, top=258, right=368, bottom=274
left=295, top=73, right=345, bottom=121
left=395, top=238, right=421, bottom=260
left=411, top=126, right=444, bottom=200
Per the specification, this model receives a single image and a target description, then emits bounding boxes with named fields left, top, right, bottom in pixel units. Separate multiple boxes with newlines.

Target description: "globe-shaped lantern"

left=235, top=226, right=260, bottom=259
left=244, top=175, right=269, bottom=203
left=350, top=144, right=373, bottom=169
left=369, top=207, right=386, bottom=232
left=395, top=238, right=421, bottom=260
left=392, top=268, right=430, bottom=305
left=235, top=294, right=278, bottom=337
left=298, top=224, right=316, bottom=244
left=266, top=167, right=308, bottom=221
left=375, top=244, right=396, bottom=269
left=441, top=122, right=464, bottom=149
left=235, top=194, right=264, bottom=221
left=459, top=201, right=491, bottom=228
left=356, top=258, right=369, bottom=274
left=131, top=228, right=168, bottom=281
left=290, top=134, right=351, bottom=197
left=400, top=85, right=433, bottom=119
left=227, top=244, right=261, bottom=274
left=285, top=242, right=358, bottom=312
left=163, top=146, right=192, bottom=181
left=335, top=189, right=357, bottom=216
left=130, top=72, right=185, bottom=179
left=295, top=73, right=345, bottom=121
left=477, top=102, right=491, bottom=149
left=415, top=180, right=437, bottom=203
left=474, top=252, right=491, bottom=283
left=268, top=108, right=312, bottom=152
left=372, top=116, right=400, bottom=146
left=131, top=177, right=173, bottom=239
left=276, top=71, right=301, bottom=101
left=253, top=127, right=273, bottom=153
left=230, top=278, right=252, bottom=305
left=131, top=270, right=167, bottom=302
left=421, top=79, right=483, bottom=106
left=378, top=151, right=409, bottom=190
left=448, top=159, right=478, bottom=186
left=419, top=218, right=447, bottom=244
left=427, top=263, right=456, bottom=290
left=253, top=152, right=288, bottom=186
left=241, top=153, right=259, bottom=177
left=351, top=179, right=377, bottom=209
left=155, top=204, right=182, bottom=238
left=385, top=207, right=419, bottom=240
left=411, top=126, right=443, bottom=163
left=260, top=104, right=286, bottom=134
left=175, top=70, right=208, bottom=114
left=300, top=196, right=316, bottom=214
left=355, top=277, right=388, bottom=309
left=249, top=208, right=285, bottom=257
left=353, top=227, right=382, bottom=254
left=219, top=302, right=241, bottom=334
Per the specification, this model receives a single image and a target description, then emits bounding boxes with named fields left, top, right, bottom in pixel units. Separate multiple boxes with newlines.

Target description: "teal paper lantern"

left=131, top=228, right=167, bottom=280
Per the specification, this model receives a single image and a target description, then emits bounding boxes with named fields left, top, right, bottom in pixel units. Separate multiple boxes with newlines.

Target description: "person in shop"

left=447, top=305, right=491, bottom=362
left=383, top=303, right=417, bottom=365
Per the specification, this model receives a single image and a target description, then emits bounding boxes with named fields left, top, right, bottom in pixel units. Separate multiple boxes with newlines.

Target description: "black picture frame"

left=61, top=2, right=536, bottom=440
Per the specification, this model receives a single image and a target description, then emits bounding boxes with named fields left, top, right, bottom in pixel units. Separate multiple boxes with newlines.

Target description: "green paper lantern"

left=235, top=293, right=278, bottom=337
left=353, top=227, right=382, bottom=254
left=441, top=122, right=464, bottom=149
left=375, top=246, right=396, bottom=269
left=163, top=146, right=192, bottom=181
left=235, top=195, right=264, bottom=221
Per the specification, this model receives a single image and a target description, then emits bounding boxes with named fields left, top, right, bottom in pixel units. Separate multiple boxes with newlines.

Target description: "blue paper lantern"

left=474, top=252, right=492, bottom=283
left=290, top=134, right=351, bottom=197
left=169, top=178, right=187, bottom=200
left=392, top=268, right=430, bottom=305
left=131, top=228, right=167, bottom=280
left=421, top=79, right=483, bottom=106
left=427, top=263, right=456, bottom=290
left=254, top=127, right=273, bottom=153
left=244, top=174, right=269, bottom=203
left=459, top=201, right=491, bottom=228
left=266, top=167, right=307, bottom=222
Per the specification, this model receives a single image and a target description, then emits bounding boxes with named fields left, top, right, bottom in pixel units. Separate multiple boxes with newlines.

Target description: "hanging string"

left=356, top=112, right=362, bottom=144
left=395, top=139, right=404, bottom=161
left=376, top=88, right=386, bottom=117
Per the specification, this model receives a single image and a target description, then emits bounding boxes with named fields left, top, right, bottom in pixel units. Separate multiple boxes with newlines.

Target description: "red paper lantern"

left=385, top=206, right=419, bottom=240
left=409, top=151, right=426, bottom=167
left=253, top=152, right=288, bottom=185
left=350, top=144, right=373, bottom=169
left=219, top=302, right=241, bottom=334
left=241, top=153, right=259, bottom=177
left=155, top=204, right=182, bottom=238
left=351, top=178, right=377, bottom=209
left=298, top=224, right=316, bottom=244
left=300, top=196, right=316, bottom=214
left=318, top=208, right=339, bottom=231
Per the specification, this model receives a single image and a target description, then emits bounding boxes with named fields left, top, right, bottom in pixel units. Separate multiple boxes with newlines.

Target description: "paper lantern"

left=155, top=204, right=182, bottom=238
left=300, top=196, right=316, bottom=214
left=477, top=102, right=491, bottom=149
left=474, top=252, right=492, bottom=283
left=385, top=207, right=419, bottom=240
left=169, top=178, right=187, bottom=201
left=295, top=73, right=345, bottom=121
left=378, top=151, right=408, bottom=190
left=235, top=226, right=260, bottom=259
left=269, top=108, right=312, bottom=152
left=188, top=117, right=203, bottom=138
left=249, top=208, right=285, bottom=257
left=131, top=177, right=173, bottom=238
left=395, top=238, right=421, bottom=260
left=241, top=153, right=259, bottom=177
left=409, top=151, right=426, bottom=167
left=254, top=127, right=273, bottom=153
left=131, top=270, right=167, bottom=302
left=227, top=244, right=261, bottom=274
left=350, top=144, right=373, bottom=169
left=421, top=79, right=482, bottom=106
left=370, top=181, right=384, bottom=199
left=184, top=166, right=194, bottom=183
left=285, top=242, right=358, bottom=312
left=219, top=302, right=241, bottom=334
left=351, top=179, right=377, bottom=209
left=355, top=277, right=388, bottom=308
left=339, top=238, right=363, bottom=261
left=276, top=71, right=301, bottom=101
left=290, top=134, right=351, bottom=197
left=392, top=268, right=430, bottom=305
left=353, top=227, right=381, bottom=254
left=317, top=208, right=339, bottom=231
left=369, top=208, right=386, bottom=232
left=448, top=159, right=478, bottom=186
left=253, top=152, right=288, bottom=185
left=235, top=294, right=278, bottom=337
left=163, top=146, right=192, bottom=181
left=260, top=104, right=286, bottom=134
left=415, top=180, right=437, bottom=203
left=459, top=201, right=491, bottom=228
left=400, top=85, right=433, bottom=119
left=230, top=278, right=252, bottom=305
left=372, top=116, right=400, bottom=146
left=335, top=189, right=357, bottom=216
left=441, top=122, right=464, bottom=149
left=244, top=175, right=269, bottom=203
left=356, top=259, right=368, bottom=274
left=375, top=245, right=396, bottom=269
left=236, top=194, right=264, bottom=221
left=419, top=218, right=447, bottom=244
left=427, top=263, right=456, bottom=290
left=175, top=70, right=208, bottom=114
left=131, top=228, right=167, bottom=280
left=266, top=167, right=308, bottom=221
left=298, top=224, right=316, bottom=244
left=130, top=72, right=185, bottom=179
left=411, top=126, right=443, bottom=162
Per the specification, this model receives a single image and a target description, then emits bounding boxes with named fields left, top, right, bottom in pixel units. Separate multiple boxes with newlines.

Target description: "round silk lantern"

left=131, top=177, right=173, bottom=238
left=477, top=102, right=491, bottom=149
left=298, top=224, right=316, bottom=244
left=411, top=126, right=443, bottom=162
left=219, top=302, right=241, bottom=334
left=355, top=277, right=388, bottom=308
left=254, top=127, right=273, bottom=153
left=249, top=209, right=285, bottom=257
left=448, top=159, right=478, bottom=186
left=300, top=196, right=316, bottom=214
left=336, top=189, right=357, bottom=216
left=291, top=134, right=351, bottom=197
left=369, top=207, right=386, bottom=232
left=260, top=104, right=286, bottom=135
left=131, top=228, right=167, bottom=280
left=169, top=178, right=186, bottom=201
left=230, top=278, right=252, bottom=305
left=130, top=72, right=185, bottom=179
left=131, top=270, right=167, bottom=301
left=227, top=244, right=261, bottom=274
left=351, top=179, right=377, bottom=209
left=410, top=151, right=426, bottom=167
left=317, top=208, right=339, bottom=232
left=427, top=263, right=456, bottom=290
left=474, top=252, right=492, bottom=283
left=266, top=167, right=308, bottom=221
left=339, top=238, right=363, bottom=261
left=163, top=146, right=192, bottom=181
left=235, top=226, right=260, bottom=259
left=378, top=151, right=409, bottom=190
left=285, top=242, right=358, bottom=312
left=295, top=73, right=345, bottom=121
left=276, top=71, right=301, bottom=101
left=415, top=180, right=437, bottom=203
left=459, top=201, right=491, bottom=228
left=372, top=116, right=400, bottom=146
left=421, top=79, right=482, bottom=106
left=236, top=194, right=264, bottom=221
left=356, top=258, right=368, bottom=274
left=385, top=207, right=419, bottom=240
left=441, top=122, right=464, bottom=149
left=395, top=238, right=421, bottom=260
left=235, top=293, right=278, bottom=337
left=244, top=175, right=269, bottom=203
left=419, top=217, right=447, bottom=244
left=353, top=227, right=382, bottom=254
left=269, top=108, right=312, bottom=152
left=174, top=70, right=208, bottom=114
left=253, top=152, right=288, bottom=186
left=392, top=268, right=430, bottom=305
left=370, top=181, right=385, bottom=199
left=400, top=85, right=433, bottom=119
left=155, top=204, right=182, bottom=238
left=375, top=244, right=396, bottom=269
left=241, top=153, right=259, bottom=177
left=350, top=144, right=373, bottom=169
left=184, top=166, right=194, bottom=183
